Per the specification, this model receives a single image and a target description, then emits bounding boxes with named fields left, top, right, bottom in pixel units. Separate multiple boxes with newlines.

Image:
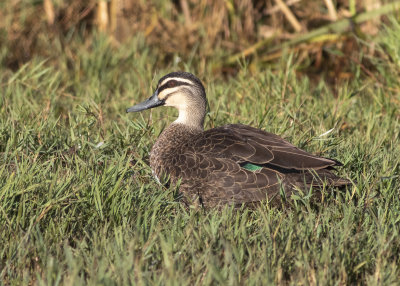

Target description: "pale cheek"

left=165, top=102, right=186, bottom=111
left=164, top=94, right=187, bottom=109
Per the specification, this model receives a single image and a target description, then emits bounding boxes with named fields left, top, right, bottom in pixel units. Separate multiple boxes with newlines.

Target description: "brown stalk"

left=109, top=0, right=118, bottom=34
left=274, top=0, right=302, bottom=32
left=96, top=0, right=109, bottom=32
left=323, top=0, right=338, bottom=21
left=43, top=0, right=55, bottom=25
left=180, top=0, right=192, bottom=26
left=265, top=0, right=300, bottom=15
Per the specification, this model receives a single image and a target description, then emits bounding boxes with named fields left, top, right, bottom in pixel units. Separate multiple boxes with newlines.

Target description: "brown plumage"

left=127, top=72, right=351, bottom=208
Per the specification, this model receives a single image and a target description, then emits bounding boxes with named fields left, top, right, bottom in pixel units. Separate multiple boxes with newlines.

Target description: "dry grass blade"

left=43, top=0, right=55, bottom=25
left=180, top=0, right=192, bottom=26
left=109, top=0, right=118, bottom=33
left=323, top=0, right=338, bottom=21
left=96, top=1, right=109, bottom=32
left=274, top=0, right=303, bottom=32
left=266, top=0, right=301, bottom=15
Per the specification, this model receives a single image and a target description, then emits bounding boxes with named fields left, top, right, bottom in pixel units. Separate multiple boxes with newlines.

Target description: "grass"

left=1, top=23, right=400, bottom=285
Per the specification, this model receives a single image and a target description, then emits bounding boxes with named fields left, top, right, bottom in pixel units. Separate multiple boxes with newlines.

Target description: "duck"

left=127, top=71, right=351, bottom=208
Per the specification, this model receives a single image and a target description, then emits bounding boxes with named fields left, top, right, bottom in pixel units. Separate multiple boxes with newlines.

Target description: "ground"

left=1, top=18, right=400, bottom=286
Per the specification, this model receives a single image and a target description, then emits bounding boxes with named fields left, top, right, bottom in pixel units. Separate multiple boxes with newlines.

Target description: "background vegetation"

left=1, top=0, right=400, bottom=284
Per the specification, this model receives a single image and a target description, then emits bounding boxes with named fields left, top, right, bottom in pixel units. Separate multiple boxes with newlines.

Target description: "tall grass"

left=1, top=21, right=400, bottom=285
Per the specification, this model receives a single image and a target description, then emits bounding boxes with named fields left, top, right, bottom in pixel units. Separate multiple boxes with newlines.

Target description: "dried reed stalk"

left=43, top=0, right=55, bottom=25
left=274, top=0, right=302, bottom=32
left=323, top=0, right=338, bottom=21
left=266, top=0, right=300, bottom=15
left=97, top=1, right=109, bottom=32
left=180, top=0, right=192, bottom=26
left=109, top=0, right=118, bottom=34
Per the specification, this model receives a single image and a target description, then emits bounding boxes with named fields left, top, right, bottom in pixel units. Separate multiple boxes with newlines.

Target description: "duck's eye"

left=167, top=80, right=177, bottom=88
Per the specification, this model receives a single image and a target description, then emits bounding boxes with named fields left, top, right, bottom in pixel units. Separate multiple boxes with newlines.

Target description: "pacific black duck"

left=127, top=72, right=351, bottom=208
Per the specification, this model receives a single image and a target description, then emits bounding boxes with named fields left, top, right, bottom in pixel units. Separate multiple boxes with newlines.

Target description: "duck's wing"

left=193, top=123, right=340, bottom=170
left=178, top=153, right=284, bottom=207
left=180, top=124, right=349, bottom=207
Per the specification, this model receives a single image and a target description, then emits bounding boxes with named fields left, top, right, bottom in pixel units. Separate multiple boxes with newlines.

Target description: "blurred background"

left=1, top=0, right=399, bottom=84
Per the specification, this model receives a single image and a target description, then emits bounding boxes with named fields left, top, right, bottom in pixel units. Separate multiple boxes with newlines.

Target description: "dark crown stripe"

left=158, top=80, right=193, bottom=94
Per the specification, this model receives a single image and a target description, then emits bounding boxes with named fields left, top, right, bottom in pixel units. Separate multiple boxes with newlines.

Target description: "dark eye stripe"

left=158, top=80, right=192, bottom=93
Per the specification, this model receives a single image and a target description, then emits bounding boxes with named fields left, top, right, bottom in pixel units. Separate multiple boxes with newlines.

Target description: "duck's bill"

left=126, top=91, right=164, bottom=113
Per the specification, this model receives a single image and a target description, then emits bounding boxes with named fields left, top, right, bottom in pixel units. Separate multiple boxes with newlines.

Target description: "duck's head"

left=127, top=72, right=207, bottom=129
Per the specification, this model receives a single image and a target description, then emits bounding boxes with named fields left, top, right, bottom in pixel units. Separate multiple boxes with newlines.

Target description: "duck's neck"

left=174, top=105, right=206, bottom=130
